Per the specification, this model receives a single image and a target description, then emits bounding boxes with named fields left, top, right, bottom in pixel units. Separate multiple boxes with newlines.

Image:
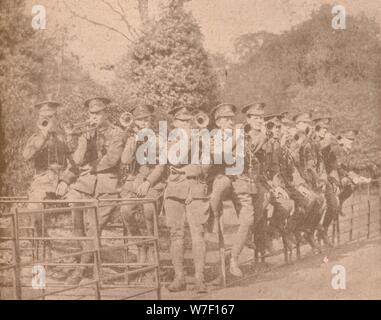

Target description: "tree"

left=64, top=0, right=153, bottom=43
left=0, top=0, right=44, bottom=195
left=114, top=2, right=219, bottom=118
left=233, top=31, right=276, bottom=64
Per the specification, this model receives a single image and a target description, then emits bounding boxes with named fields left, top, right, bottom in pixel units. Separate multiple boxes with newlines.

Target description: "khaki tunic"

left=65, top=121, right=125, bottom=196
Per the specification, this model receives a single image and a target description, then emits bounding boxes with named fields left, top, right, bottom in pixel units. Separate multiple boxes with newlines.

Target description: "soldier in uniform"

left=229, top=102, right=268, bottom=277
left=164, top=106, right=211, bottom=293
left=209, top=103, right=240, bottom=225
left=313, top=116, right=338, bottom=246
left=261, top=113, right=295, bottom=250
left=321, top=129, right=371, bottom=229
left=208, top=103, right=241, bottom=283
left=23, top=100, right=76, bottom=264
left=57, top=97, right=126, bottom=285
left=290, top=112, right=326, bottom=251
left=120, top=104, right=165, bottom=264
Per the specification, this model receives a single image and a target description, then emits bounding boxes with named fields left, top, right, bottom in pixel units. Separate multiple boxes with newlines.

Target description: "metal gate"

left=0, top=197, right=161, bottom=300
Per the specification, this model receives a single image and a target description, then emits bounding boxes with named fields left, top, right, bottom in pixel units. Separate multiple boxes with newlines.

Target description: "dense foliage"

left=223, top=5, right=381, bottom=165
left=0, top=1, right=107, bottom=195
left=113, top=2, right=219, bottom=119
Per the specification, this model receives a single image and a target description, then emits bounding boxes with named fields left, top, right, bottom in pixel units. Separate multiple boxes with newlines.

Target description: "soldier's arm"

left=330, top=145, right=351, bottom=178
left=93, top=129, right=125, bottom=173
left=72, top=135, right=88, bottom=166
left=305, top=143, right=319, bottom=174
left=22, top=133, right=47, bottom=160
left=253, top=133, right=268, bottom=154
left=299, top=143, right=318, bottom=183
left=121, top=134, right=137, bottom=165
left=304, top=143, right=315, bottom=169
left=270, top=144, right=282, bottom=178
left=59, top=140, right=80, bottom=185
left=145, top=164, right=166, bottom=186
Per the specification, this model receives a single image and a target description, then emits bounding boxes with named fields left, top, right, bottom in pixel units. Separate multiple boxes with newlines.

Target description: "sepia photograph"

left=0, top=0, right=380, bottom=302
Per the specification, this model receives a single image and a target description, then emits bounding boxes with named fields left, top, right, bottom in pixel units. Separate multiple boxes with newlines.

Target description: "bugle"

left=193, top=110, right=210, bottom=128
left=64, top=120, right=96, bottom=135
left=37, top=117, right=51, bottom=129
left=119, top=112, right=134, bottom=129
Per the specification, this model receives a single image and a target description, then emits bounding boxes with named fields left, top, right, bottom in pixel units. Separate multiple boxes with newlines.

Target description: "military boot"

left=245, top=238, right=256, bottom=250
left=304, top=232, right=321, bottom=254
left=265, top=237, right=276, bottom=255
left=229, top=257, right=243, bottom=277
left=317, top=229, right=333, bottom=247
left=194, top=279, right=208, bottom=294
left=168, top=237, right=186, bottom=292
left=167, top=277, right=186, bottom=292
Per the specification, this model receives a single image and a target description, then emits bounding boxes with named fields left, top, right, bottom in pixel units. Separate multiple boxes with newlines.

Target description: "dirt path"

left=191, top=237, right=381, bottom=300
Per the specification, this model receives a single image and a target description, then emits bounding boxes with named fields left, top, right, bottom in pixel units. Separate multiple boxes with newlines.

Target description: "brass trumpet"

left=193, top=111, right=210, bottom=129
left=37, top=117, right=57, bottom=132
left=64, top=120, right=96, bottom=135
left=119, top=112, right=134, bottom=129
left=38, top=118, right=51, bottom=128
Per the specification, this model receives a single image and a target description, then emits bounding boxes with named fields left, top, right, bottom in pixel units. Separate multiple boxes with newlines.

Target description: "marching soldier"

left=229, top=102, right=268, bottom=277
left=164, top=106, right=211, bottom=293
left=23, top=100, right=76, bottom=266
left=120, top=104, right=165, bottom=264
left=57, top=97, right=126, bottom=285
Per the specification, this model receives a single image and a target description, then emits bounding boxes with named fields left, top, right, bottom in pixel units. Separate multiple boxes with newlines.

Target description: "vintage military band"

left=21, top=96, right=371, bottom=294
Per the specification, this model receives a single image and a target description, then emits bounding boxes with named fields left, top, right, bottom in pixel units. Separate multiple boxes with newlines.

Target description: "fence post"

left=332, top=219, right=336, bottom=246
left=349, top=204, right=354, bottom=241
left=123, top=225, right=130, bottom=285
left=13, top=209, right=22, bottom=300
left=153, top=200, right=162, bottom=300
left=367, top=199, right=371, bottom=239
left=336, top=215, right=341, bottom=245
left=379, top=192, right=381, bottom=235
left=41, top=206, right=46, bottom=300
left=42, top=206, right=46, bottom=263
left=92, top=203, right=102, bottom=300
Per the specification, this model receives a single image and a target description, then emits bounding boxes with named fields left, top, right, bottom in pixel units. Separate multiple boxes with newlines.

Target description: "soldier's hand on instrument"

left=136, top=180, right=151, bottom=197
left=56, top=181, right=68, bottom=197
left=63, top=123, right=74, bottom=136
left=39, top=123, right=51, bottom=138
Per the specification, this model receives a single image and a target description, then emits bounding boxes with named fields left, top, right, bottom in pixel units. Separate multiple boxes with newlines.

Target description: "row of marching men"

left=22, top=97, right=371, bottom=293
